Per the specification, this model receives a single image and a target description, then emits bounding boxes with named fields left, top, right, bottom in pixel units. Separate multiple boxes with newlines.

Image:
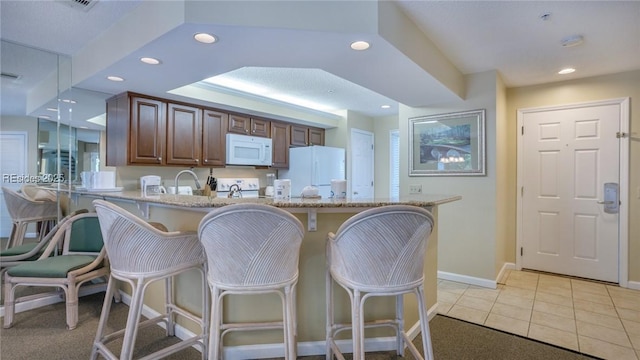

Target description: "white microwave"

left=226, top=133, right=273, bottom=166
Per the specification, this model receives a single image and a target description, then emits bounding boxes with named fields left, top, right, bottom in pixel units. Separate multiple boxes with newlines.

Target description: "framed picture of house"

left=409, top=109, right=486, bottom=176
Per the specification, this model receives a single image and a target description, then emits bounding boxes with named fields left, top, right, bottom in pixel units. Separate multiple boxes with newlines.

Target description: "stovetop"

left=216, top=178, right=260, bottom=198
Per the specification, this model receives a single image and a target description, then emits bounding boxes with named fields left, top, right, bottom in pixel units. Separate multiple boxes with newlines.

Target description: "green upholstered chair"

left=3, top=212, right=111, bottom=330
left=0, top=209, right=89, bottom=302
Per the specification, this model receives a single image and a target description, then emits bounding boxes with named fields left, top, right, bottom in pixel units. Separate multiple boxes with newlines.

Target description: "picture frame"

left=409, top=109, right=486, bottom=176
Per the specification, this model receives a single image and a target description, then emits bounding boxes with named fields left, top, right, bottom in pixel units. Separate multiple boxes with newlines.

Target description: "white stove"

left=216, top=178, right=260, bottom=198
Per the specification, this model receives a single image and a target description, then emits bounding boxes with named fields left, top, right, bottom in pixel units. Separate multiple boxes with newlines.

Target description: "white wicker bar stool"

left=2, top=186, right=58, bottom=250
left=92, top=200, right=208, bottom=360
left=325, top=205, right=435, bottom=360
left=198, top=203, right=304, bottom=360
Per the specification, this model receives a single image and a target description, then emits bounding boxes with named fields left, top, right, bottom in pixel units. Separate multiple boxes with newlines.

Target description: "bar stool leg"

left=91, top=276, right=118, bottom=360
left=165, top=276, right=175, bottom=336
left=209, top=286, right=223, bottom=360
left=396, top=294, right=404, bottom=356
left=417, top=286, right=434, bottom=360
left=325, top=268, right=333, bottom=360
left=120, top=279, right=145, bottom=360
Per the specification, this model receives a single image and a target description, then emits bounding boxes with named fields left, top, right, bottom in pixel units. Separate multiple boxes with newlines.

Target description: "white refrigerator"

left=280, top=146, right=345, bottom=198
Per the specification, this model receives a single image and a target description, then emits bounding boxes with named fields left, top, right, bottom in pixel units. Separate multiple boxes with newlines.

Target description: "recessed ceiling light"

left=558, top=68, right=576, bottom=75
left=106, top=75, right=125, bottom=82
left=381, top=105, right=391, bottom=109
left=46, top=107, right=58, bottom=112
left=61, top=99, right=76, bottom=104
left=140, top=57, right=161, bottom=65
left=350, top=41, right=370, bottom=51
left=39, top=115, right=51, bottom=119
left=194, top=33, right=217, bottom=44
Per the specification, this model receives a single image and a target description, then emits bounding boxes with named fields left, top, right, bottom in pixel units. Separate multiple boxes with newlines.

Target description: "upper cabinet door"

left=290, top=125, right=309, bottom=147
left=202, top=109, right=228, bottom=167
left=129, top=96, right=166, bottom=165
left=309, top=127, right=325, bottom=146
left=166, top=103, right=202, bottom=166
left=250, top=118, right=270, bottom=137
left=228, top=114, right=250, bottom=134
left=270, top=122, right=290, bottom=168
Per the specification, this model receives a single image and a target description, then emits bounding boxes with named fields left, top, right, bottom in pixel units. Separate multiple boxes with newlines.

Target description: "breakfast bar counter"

left=68, top=190, right=460, bottom=357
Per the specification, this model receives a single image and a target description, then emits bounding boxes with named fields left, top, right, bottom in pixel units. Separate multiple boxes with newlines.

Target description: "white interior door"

left=519, top=102, right=622, bottom=283
left=1, top=132, right=28, bottom=237
left=350, top=129, right=374, bottom=199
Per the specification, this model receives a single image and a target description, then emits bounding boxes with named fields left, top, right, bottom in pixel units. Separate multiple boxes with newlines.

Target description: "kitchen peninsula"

left=69, top=189, right=460, bottom=356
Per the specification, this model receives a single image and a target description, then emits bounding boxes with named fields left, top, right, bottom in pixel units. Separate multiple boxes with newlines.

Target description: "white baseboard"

left=119, top=291, right=441, bottom=359
left=497, top=263, right=516, bottom=284
left=627, top=281, right=640, bottom=291
left=0, top=284, right=106, bottom=317
left=438, top=263, right=516, bottom=290
left=438, top=271, right=496, bottom=289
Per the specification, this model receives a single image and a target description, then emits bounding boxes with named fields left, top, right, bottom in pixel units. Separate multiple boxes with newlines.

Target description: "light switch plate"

left=409, top=184, right=422, bottom=194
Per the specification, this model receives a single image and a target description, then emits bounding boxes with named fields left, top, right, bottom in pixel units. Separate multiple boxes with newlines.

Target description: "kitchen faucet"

left=174, top=169, right=202, bottom=192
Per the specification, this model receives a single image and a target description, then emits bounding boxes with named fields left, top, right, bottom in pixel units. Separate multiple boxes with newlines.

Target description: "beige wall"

left=373, top=115, right=399, bottom=197
left=507, top=69, right=640, bottom=283
left=399, top=70, right=501, bottom=281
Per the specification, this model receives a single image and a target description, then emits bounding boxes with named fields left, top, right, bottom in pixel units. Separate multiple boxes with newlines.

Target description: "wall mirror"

left=1, top=40, right=106, bottom=237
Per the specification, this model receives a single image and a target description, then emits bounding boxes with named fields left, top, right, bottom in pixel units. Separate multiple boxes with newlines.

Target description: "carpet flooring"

left=0, top=292, right=600, bottom=359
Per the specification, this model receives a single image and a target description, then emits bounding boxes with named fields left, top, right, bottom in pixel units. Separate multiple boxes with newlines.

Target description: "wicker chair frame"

left=92, top=200, right=208, bottom=360
left=3, top=211, right=110, bottom=330
left=198, top=203, right=304, bottom=360
left=2, top=186, right=58, bottom=250
left=325, top=205, right=435, bottom=360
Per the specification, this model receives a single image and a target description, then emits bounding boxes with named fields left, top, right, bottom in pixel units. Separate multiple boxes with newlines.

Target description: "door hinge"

left=521, top=187, right=524, bottom=196
left=521, top=126, right=524, bottom=135
left=520, top=247, right=523, bottom=256
left=616, top=132, right=628, bottom=138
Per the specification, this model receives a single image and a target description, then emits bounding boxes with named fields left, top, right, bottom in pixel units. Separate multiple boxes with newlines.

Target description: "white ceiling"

left=1, top=0, right=639, bottom=129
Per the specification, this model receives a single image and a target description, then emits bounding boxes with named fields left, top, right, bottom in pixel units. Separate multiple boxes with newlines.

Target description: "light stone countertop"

left=67, top=189, right=461, bottom=209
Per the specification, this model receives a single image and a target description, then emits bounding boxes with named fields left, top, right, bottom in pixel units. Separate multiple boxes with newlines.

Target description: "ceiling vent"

left=55, top=0, right=98, bottom=12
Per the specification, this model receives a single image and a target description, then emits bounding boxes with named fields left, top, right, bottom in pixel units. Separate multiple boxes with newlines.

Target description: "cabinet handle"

left=195, top=159, right=199, bottom=162
left=158, top=157, right=162, bottom=161
left=245, top=129, right=249, bottom=133
left=204, top=159, right=208, bottom=163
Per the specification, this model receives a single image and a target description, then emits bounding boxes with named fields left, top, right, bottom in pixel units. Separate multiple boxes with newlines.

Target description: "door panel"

left=521, top=103, right=620, bottom=282
left=350, top=129, right=374, bottom=199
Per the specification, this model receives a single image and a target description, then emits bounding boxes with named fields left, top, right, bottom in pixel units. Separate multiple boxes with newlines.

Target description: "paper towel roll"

left=273, top=179, right=291, bottom=200
left=330, top=179, right=347, bottom=199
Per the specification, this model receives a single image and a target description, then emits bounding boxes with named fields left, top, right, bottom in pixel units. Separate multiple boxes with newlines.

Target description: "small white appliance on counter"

left=140, top=175, right=166, bottom=196
left=226, top=134, right=272, bottom=166
left=279, top=146, right=345, bottom=198
left=216, top=178, right=260, bottom=198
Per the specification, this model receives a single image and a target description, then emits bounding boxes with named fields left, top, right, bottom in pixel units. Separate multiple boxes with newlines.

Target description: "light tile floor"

left=438, top=270, right=640, bottom=360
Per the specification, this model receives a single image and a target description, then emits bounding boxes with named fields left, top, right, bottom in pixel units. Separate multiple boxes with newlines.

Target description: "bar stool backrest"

left=2, top=186, right=57, bottom=222
left=329, top=205, right=434, bottom=291
left=93, top=200, right=203, bottom=275
left=198, top=203, right=304, bottom=288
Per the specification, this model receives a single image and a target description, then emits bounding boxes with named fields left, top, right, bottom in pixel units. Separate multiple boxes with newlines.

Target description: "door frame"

left=516, top=98, right=629, bottom=287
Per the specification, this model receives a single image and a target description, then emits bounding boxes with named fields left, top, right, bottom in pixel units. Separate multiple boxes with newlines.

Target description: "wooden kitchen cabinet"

left=308, top=127, right=325, bottom=146
left=227, top=114, right=270, bottom=137
left=270, top=121, right=290, bottom=168
left=201, top=109, right=228, bottom=166
left=106, top=93, right=166, bottom=166
left=128, top=96, right=166, bottom=165
left=290, top=125, right=325, bottom=147
left=166, top=103, right=201, bottom=166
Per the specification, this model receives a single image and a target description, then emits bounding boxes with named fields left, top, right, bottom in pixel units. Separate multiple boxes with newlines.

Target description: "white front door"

left=1, top=132, right=28, bottom=237
left=350, top=129, right=374, bottom=199
left=518, top=101, right=626, bottom=283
